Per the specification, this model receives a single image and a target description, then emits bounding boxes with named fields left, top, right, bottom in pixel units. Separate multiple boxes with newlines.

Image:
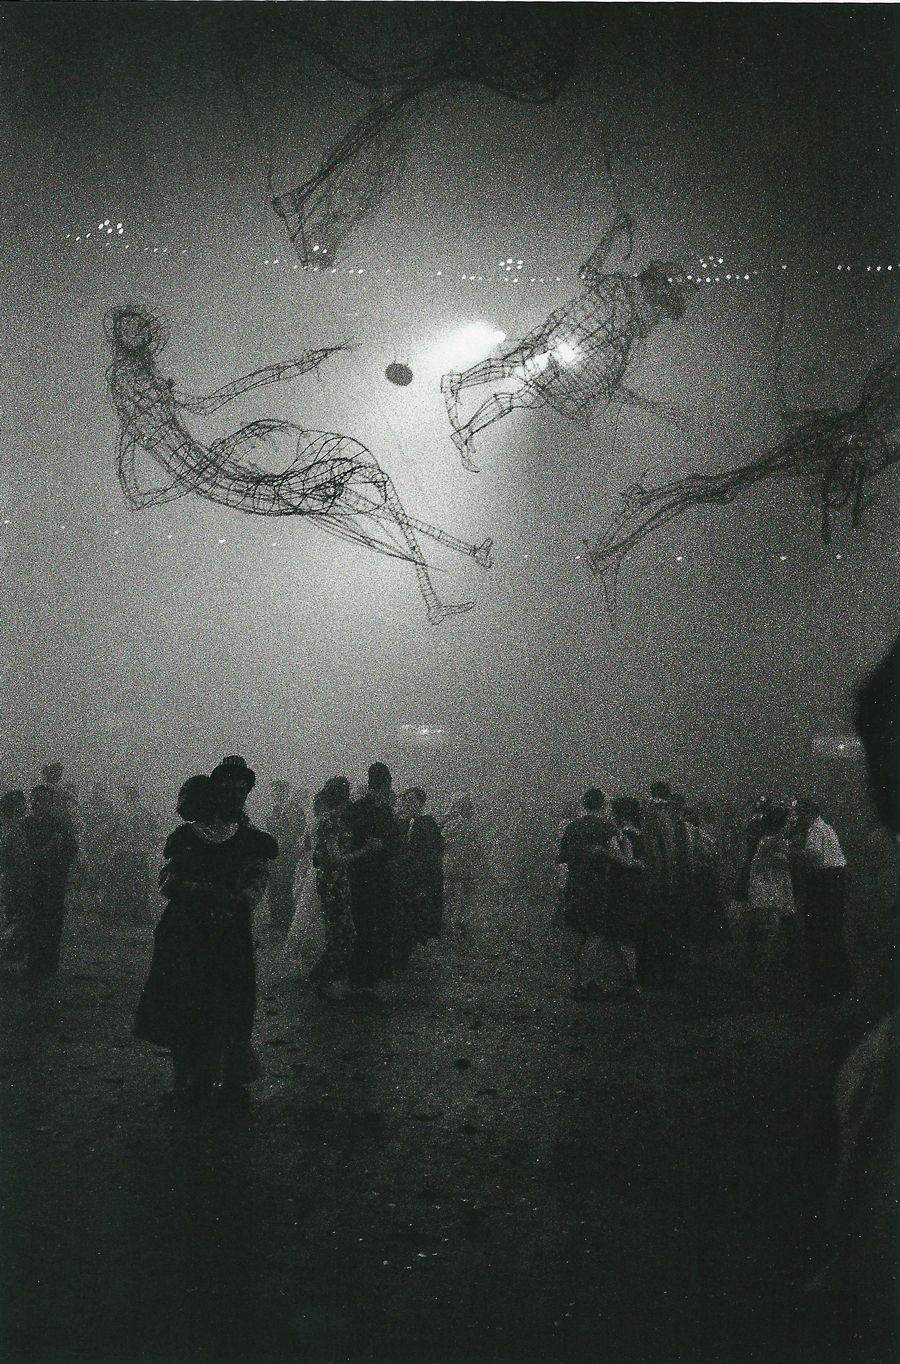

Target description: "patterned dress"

left=314, top=808, right=356, bottom=982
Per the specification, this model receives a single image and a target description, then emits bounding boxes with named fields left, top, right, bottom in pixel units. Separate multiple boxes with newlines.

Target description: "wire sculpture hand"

left=586, top=346, right=900, bottom=594
left=105, top=307, right=492, bottom=624
left=441, top=214, right=694, bottom=471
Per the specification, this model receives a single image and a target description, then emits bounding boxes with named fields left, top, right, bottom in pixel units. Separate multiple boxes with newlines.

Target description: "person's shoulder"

left=240, top=823, right=279, bottom=860
left=164, top=824, right=196, bottom=857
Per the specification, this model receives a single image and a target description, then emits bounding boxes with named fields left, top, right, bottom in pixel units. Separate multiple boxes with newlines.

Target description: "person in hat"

left=210, top=755, right=256, bottom=824
left=135, top=771, right=278, bottom=1106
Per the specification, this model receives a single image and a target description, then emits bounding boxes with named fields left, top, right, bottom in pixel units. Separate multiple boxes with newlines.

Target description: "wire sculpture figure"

left=270, top=9, right=578, bottom=266
left=586, top=346, right=900, bottom=596
left=440, top=215, right=694, bottom=471
left=105, top=307, right=492, bottom=624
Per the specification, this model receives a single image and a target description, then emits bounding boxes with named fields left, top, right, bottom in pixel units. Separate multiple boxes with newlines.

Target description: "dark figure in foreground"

left=347, top=762, right=397, bottom=992
left=0, top=790, right=32, bottom=964
left=134, top=771, right=277, bottom=1104
left=806, top=636, right=898, bottom=1359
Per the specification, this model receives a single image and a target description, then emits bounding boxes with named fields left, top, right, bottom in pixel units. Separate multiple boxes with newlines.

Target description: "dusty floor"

left=0, top=895, right=874, bottom=1363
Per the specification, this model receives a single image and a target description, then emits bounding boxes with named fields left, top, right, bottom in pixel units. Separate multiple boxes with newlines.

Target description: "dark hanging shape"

left=385, top=361, right=414, bottom=387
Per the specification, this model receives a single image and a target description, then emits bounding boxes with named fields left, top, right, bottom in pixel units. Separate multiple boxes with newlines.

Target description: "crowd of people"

left=552, top=781, right=857, bottom=1006
left=0, top=635, right=895, bottom=1353
left=0, top=764, right=160, bottom=977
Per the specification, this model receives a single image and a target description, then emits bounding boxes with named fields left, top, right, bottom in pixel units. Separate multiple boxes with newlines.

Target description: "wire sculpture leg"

left=339, top=469, right=492, bottom=624
left=441, top=360, right=543, bottom=471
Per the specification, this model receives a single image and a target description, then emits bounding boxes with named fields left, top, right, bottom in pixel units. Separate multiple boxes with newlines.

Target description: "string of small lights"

left=61, top=224, right=900, bottom=287
left=0, top=504, right=858, bottom=572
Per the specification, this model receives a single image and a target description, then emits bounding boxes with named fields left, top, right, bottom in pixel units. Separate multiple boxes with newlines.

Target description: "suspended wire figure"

left=441, top=213, right=695, bottom=471
left=269, top=8, right=579, bottom=266
left=105, top=307, right=492, bottom=625
left=586, top=346, right=900, bottom=597
left=272, top=85, right=415, bottom=268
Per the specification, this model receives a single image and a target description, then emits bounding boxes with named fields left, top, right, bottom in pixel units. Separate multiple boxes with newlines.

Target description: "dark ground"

left=0, top=894, right=879, bottom=1364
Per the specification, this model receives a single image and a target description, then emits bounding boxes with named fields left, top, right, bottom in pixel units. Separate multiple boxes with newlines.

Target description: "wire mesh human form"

left=441, top=214, right=696, bottom=472
left=586, top=346, right=900, bottom=596
left=105, top=307, right=492, bottom=624
left=270, top=8, right=578, bottom=267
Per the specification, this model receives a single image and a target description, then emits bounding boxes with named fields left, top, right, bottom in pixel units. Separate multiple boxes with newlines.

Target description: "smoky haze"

left=0, top=2, right=896, bottom=824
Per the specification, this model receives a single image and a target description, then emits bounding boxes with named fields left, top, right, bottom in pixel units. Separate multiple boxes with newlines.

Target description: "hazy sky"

left=1, top=3, right=897, bottom=812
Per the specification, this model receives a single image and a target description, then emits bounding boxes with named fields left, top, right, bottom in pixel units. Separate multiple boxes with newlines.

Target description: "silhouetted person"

left=347, top=762, right=397, bottom=993
left=135, top=772, right=277, bottom=1105
left=805, top=636, right=898, bottom=1358
left=408, top=788, right=444, bottom=941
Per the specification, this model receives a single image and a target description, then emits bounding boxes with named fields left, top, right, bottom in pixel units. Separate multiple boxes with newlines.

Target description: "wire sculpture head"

left=105, top=306, right=169, bottom=359
left=637, top=263, right=693, bottom=322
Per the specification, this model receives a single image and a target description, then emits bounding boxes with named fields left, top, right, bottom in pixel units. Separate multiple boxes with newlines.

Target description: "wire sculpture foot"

left=427, top=600, right=476, bottom=625
left=473, top=537, right=494, bottom=568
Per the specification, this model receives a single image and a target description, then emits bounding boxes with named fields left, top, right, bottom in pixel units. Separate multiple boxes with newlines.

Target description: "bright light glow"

left=433, top=322, right=506, bottom=368
left=514, top=351, right=551, bottom=381
left=555, top=340, right=579, bottom=366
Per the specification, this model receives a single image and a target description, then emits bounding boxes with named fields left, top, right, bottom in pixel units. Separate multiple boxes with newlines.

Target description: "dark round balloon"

left=385, top=362, right=414, bottom=386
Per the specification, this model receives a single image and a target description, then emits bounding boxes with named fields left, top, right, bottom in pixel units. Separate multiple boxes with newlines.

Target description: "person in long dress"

left=266, top=780, right=308, bottom=947
left=606, top=797, right=646, bottom=996
left=134, top=774, right=277, bottom=1106
left=312, top=776, right=360, bottom=1001
left=441, top=795, right=491, bottom=930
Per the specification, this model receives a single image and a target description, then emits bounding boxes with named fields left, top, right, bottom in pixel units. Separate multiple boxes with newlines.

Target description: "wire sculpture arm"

left=578, top=212, right=633, bottom=289
left=173, top=345, right=350, bottom=414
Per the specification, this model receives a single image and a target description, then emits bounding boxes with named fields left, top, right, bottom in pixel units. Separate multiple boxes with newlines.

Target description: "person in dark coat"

left=392, top=787, right=446, bottom=969
left=347, top=762, right=397, bottom=993
left=408, top=788, right=444, bottom=940
left=557, top=788, right=617, bottom=938
left=134, top=772, right=277, bottom=1104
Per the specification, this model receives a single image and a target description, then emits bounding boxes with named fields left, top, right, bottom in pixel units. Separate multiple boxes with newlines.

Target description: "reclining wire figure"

left=586, top=346, right=900, bottom=597
left=270, top=9, right=578, bottom=266
left=440, top=214, right=695, bottom=471
left=105, top=307, right=492, bottom=624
